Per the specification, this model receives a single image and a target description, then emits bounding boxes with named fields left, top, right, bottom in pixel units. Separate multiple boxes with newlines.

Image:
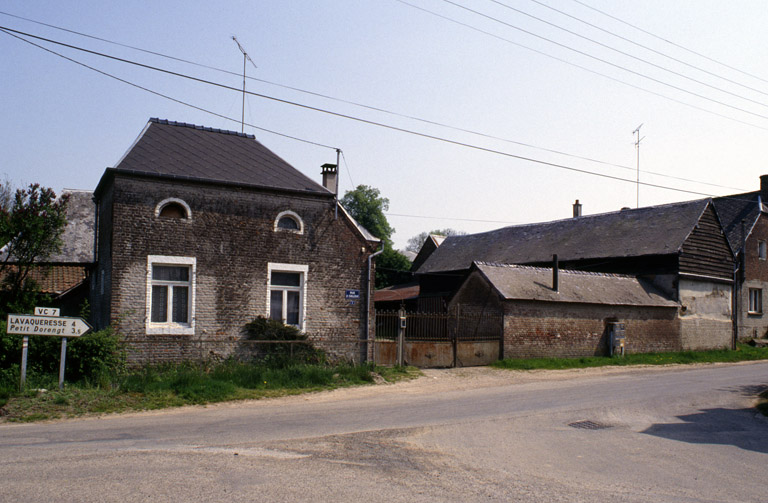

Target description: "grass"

left=0, top=361, right=418, bottom=423
left=492, top=343, right=768, bottom=371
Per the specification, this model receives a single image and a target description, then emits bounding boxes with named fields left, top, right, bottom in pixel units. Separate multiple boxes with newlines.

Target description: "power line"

left=438, top=0, right=768, bottom=122
left=568, top=0, right=768, bottom=87
left=0, top=12, right=749, bottom=192
left=0, top=26, right=740, bottom=198
left=0, top=28, right=337, bottom=151
left=394, top=0, right=768, bottom=134
left=526, top=0, right=768, bottom=100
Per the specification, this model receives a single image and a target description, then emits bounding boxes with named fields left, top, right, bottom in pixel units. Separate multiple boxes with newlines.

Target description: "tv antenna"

left=633, top=124, right=645, bottom=208
left=232, top=36, right=257, bottom=133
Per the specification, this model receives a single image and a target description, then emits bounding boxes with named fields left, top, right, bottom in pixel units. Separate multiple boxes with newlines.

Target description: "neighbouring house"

left=91, top=118, right=379, bottom=364
left=450, top=262, right=680, bottom=358
left=1, top=189, right=95, bottom=316
left=410, top=234, right=445, bottom=272
left=416, top=198, right=735, bottom=353
left=713, top=175, right=768, bottom=340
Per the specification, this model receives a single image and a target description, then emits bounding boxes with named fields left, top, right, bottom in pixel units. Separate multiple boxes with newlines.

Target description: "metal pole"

left=59, top=337, right=68, bottom=390
left=366, top=248, right=384, bottom=364
left=241, top=53, right=246, bottom=133
left=397, top=308, right=405, bottom=367
left=20, top=335, right=28, bottom=390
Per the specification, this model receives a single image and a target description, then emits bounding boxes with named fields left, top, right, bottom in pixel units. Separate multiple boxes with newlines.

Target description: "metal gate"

left=374, top=307, right=503, bottom=367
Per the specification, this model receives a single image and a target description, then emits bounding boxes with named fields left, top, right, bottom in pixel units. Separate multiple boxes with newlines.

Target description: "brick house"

left=417, top=198, right=735, bottom=353
left=91, top=119, right=379, bottom=364
left=713, top=175, right=768, bottom=340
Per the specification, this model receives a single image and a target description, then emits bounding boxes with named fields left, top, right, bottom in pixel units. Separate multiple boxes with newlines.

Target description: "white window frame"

left=154, top=197, right=192, bottom=220
left=759, top=240, right=767, bottom=261
left=146, top=255, right=196, bottom=335
left=748, top=287, right=763, bottom=315
left=273, top=210, right=304, bottom=235
left=266, top=263, right=308, bottom=331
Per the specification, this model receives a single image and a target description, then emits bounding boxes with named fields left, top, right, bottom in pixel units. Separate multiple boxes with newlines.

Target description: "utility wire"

left=490, top=0, right=768, bottom=108
left=526, top=0, right=768, bottom=99
left=0, top=26, right=743, bottom=199
left=569, top=0, right=768, bottom=87
left=394, top=0, right=768, bottom=134
left=0, top=28, right=337, bottom=150
left=0, top=12, right=749, bottom=192
left=438, top=0, right=768, bottom=122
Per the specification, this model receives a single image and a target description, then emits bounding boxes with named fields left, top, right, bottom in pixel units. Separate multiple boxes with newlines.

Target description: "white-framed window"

left=274, top=210, right=303, bottom=234
left=749, top=288, right=762, bottom=314
left=266, top=263, right=308, bottom=330
left=146, top=255, right=196, bottom=334
left=155, top=197, right=192, bottom=220
left=759, top=240, right=767, bottom=260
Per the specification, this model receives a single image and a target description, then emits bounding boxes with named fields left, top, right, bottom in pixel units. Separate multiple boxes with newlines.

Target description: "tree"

left=405, top=228, right=466, bottom=252
left=340, top=185, right=411, bottom=288
left=0, top=183, right=69, bottom=314
left=340, top=185, right=394, bottom=245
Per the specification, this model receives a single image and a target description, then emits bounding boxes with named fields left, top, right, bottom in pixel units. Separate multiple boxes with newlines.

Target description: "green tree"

left=340, top=185, right=394, bottom=245
left=340, top=185, right=411, bottom=288
left=0, top=184, right=69, bottom=314
left=405, top=228, right=466, bottom=252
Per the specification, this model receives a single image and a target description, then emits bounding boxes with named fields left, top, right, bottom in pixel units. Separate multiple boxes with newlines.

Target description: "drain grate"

left=568, top=420, right=612, bottom=430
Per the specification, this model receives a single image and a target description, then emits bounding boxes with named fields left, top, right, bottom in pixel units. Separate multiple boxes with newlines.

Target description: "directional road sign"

left=6, top=314, right=92, bottom=337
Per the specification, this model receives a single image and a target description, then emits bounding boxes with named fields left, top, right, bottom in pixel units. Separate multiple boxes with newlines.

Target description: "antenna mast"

left=633, top=123, right=645, bottom=208
left=232, top=36, right=257, bottom=133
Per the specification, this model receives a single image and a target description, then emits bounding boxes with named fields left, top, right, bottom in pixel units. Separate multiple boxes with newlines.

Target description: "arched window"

left=155, top=198, right=192, bottom=220
left=274, top=210, right=303, bottom=234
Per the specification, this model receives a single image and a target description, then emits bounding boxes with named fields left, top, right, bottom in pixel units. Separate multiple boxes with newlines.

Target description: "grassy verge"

left=0, top=362, right=419, bottom=423
left=492, top=343, right=768, bottom=371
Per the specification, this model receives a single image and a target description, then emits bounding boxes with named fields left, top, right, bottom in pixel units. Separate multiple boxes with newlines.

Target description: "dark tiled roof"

left=48, top=189, right=95, bottom=263
left=474, top=262, right=677, bottom=307
left=712, top=192, right=760, bottom=254
left=113, top=118, right=330, bottom=195
left=418, top=199, right=711, bottom=274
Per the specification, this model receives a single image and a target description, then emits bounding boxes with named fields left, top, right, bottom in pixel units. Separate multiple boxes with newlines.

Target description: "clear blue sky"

left=2, top=1, right=768, bottom=249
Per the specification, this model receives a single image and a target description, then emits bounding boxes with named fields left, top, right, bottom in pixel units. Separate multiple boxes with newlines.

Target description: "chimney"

left=552, top=254, right=559, bottom=292
left=572, top=199, right=582, bottom=218
left=321, top=163, right=338, bottom=194
left=761, top=175, right=768, bottom=204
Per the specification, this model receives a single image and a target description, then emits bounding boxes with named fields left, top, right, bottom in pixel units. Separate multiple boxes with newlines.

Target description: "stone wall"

left=678, top=278, right=732, bottom=349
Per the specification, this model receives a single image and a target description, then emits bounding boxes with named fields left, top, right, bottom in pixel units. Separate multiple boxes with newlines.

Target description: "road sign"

left=34, top=306, right=60, bottom=317
left=6, top=314, right=92, bottom=337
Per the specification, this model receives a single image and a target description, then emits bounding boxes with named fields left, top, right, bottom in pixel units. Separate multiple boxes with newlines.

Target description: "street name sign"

left=7, top=314, right=92, bottom=337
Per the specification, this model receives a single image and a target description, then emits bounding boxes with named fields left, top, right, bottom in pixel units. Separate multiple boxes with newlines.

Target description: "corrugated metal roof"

left=374, top=282, right=420, bottom=302
left=474, top=262, right=677, bottom=307
left=419, top=199, right=711, bottom=274
left=114, top=118, right=331, bottom=195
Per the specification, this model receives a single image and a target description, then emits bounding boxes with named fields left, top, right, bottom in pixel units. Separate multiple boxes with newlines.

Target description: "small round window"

left=155, top=198, right=192, bottom=220
left=274, top=210, right=303, bottom=234
left=277, top=216, right=299, bottom=230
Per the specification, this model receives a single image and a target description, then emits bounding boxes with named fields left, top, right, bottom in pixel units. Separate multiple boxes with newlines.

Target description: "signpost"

left=7, top=308, right=92, bottom=390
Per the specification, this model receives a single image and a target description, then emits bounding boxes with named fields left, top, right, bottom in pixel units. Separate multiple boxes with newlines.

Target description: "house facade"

left=91, top=119, right=379, bottom=364
left=713, top=175, right=768, bottom=340
left=416, top=199, right=735, bottom=353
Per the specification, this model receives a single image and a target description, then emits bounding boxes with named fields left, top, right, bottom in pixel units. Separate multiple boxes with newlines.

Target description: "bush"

left=243, top=317, right=325, bottom=366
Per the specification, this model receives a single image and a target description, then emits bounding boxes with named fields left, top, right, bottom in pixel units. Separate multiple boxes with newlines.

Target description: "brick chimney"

left=761, top=175, right=768, bottom=204
left=321, top=163, right=338, bottom=194
left=573, top=199, right=582, bottom=218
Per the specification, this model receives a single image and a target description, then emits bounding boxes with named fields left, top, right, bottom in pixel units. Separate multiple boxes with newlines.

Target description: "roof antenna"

left=232, top=36, right=257, bottom=134
left=633, top=123, right=645, bottom=208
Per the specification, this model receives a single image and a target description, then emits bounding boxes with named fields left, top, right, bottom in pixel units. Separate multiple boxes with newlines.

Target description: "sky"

left=2, top=1, right=768, bottom=250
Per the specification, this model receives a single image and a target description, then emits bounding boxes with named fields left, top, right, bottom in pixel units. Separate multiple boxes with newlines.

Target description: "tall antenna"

left=633, top=123, right=645, bottom=208
left=232, top=36, right=257, bottom=133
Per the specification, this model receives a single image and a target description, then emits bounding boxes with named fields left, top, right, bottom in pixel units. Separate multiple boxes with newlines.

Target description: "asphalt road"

left=1, top=362, right=767, bottom=502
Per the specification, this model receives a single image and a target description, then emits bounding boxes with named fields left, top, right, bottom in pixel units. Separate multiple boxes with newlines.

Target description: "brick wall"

left=95, top=174, right=375, bottom=364
left=502, top=301, right=680, bottom=359
left=739, top=214, right=768, bottom=339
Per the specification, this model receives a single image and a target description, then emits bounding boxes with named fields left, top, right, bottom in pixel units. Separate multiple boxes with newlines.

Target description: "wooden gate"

left=374, top=307, right=503, bottom=367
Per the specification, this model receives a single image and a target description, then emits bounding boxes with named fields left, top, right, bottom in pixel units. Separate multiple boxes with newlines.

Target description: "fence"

left=374, top=307, right=503, bottom=367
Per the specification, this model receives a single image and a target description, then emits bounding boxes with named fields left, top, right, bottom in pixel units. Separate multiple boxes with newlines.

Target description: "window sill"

left=747, top=312, right=763, bottom=317
left=147, top=324, right=194, bottom=335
